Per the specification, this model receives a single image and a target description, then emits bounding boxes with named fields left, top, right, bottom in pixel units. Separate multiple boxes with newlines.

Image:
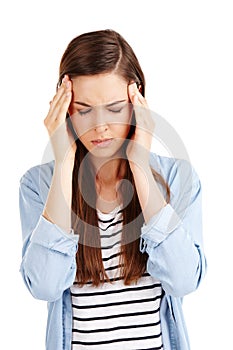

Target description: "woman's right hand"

left=44, top=75, right=77, bottom=164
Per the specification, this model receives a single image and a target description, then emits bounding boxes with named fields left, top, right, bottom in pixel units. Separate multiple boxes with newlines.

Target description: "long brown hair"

left=58, top=29, right=170, bottom=286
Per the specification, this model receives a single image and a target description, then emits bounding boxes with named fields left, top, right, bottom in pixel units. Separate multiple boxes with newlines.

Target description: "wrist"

left=54, top=159, right=75, bottom=179
left=54, top=157, right=75, bottom=168
left=127, top=141, right=150, bottom=170
left=129, top=159, right=151, bottom=173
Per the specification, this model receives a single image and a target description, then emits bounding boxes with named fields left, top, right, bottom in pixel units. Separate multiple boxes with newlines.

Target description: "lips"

left=91, top=138, right=113, bottom=148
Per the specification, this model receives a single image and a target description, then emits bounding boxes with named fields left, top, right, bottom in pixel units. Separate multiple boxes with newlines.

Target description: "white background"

left=1, top=0, right=232, bottom=349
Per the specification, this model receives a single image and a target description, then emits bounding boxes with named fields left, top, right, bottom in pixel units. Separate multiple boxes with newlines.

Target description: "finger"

left=44, top=92, right=72, bottom=134
left=55, top=90, right=72, bottom=123
left=128, top=82, right=137, bottom=102
left=46, top=79, right=72, bottom=123
left=131, top=96, right=152, bottom=132
left=50, top=76, right=66, bottom=105
left=49, top=78, right=71, bottom=115
left=45, top=91, right=68, bottom=124
left=128, top=83, right=148, bottom=107
left=135, top=90, right=148, bottom=107
left=48, top=89, right=72, bottom=127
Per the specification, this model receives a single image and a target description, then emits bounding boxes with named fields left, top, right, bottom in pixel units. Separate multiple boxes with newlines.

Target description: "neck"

left=89, top=152, right=126, bottom=186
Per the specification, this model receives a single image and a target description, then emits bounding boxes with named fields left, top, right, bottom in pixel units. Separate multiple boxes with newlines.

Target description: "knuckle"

left=44, top=117, right=48, bottom=126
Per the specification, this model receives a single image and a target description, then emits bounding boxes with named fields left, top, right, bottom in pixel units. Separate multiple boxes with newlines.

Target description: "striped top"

left=71, top=204, right=164, bottom=350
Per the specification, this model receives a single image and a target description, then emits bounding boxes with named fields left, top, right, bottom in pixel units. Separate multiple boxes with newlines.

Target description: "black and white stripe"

left=71, top=204, right=164, bottom=350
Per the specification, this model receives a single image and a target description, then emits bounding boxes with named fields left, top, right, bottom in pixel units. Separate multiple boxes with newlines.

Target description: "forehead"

left=71, top=73, right=128, bottom=105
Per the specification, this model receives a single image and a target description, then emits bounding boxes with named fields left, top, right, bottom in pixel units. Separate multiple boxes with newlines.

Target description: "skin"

left=43, top=72, right=166, bottom=230
left=68, top=73, right=134, bottom=211
left=45, top=72, right=152, bottom=172
left=69, top=73, right=133, bottom=186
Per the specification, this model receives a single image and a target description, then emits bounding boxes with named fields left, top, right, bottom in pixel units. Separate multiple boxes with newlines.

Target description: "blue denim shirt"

left=19, top=153, right=206, bottom=350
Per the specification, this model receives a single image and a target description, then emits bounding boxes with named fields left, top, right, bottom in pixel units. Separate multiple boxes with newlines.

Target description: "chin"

left=89, top=141, right=126, bottom=159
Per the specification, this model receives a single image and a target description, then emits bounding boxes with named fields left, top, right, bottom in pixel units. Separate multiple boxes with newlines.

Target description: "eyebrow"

left=74, top=99, right=127, bottom=108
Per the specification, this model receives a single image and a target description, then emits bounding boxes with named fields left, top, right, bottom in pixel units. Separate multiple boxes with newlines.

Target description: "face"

left=68, top=72, right=133, bottom=158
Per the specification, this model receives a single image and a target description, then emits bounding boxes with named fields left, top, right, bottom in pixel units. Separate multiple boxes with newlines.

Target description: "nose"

left=94, top=107, right=108, bottom=133
left=95, top=123, right=108, bottom=133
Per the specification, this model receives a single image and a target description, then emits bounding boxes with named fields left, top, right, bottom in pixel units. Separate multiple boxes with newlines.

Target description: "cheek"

left=70, top=114, right=91, bottom=139
left=68, top=104, right=76, bottom=117
left=111, top=123, right=131, bottom=140
left=121, top=110, right=133, bottom=135
left=77, top=131, right=93, bottom=152
left=112, top=108, right=133, bottom=130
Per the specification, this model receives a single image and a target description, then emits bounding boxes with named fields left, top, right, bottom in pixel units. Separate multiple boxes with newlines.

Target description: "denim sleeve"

left=140, top=157, right=207, bottom=297
left=19, top=166, right=79, bottom=302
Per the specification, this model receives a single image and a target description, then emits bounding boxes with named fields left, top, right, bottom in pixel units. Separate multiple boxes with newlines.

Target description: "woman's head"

left=58, top=29, right=145, bottom=95
left=59, top=29, right=145, bottom=159
left=68, top=72, right=134, bottom=158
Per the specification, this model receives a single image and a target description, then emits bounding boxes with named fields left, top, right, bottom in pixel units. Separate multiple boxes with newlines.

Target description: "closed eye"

left=108, top=103, right=128, bottom=113
left=108, top=108, right=123, bottom=113
left=78, top=108, right=92, bottom=116
left=77, top=103, right=127, bottom=116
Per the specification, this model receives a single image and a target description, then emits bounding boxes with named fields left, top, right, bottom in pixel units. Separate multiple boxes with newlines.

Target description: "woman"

left=19, top=29, right=206, bottom=350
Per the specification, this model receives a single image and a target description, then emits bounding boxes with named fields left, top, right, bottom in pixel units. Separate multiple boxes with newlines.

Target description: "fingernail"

left=129, top=82, right=136, bottom=91
left=62, top=75, right=68, bottom=83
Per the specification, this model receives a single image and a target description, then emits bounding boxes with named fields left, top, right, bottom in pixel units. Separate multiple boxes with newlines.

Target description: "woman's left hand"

left=126, top=82, right=155, bottom=168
